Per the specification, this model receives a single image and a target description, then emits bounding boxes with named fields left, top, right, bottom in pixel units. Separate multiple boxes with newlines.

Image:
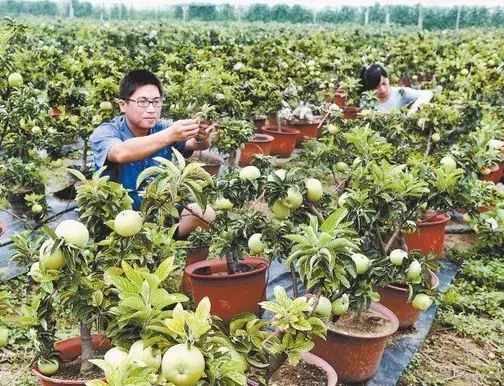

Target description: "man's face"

left=120, top=84, right=163, bottom=134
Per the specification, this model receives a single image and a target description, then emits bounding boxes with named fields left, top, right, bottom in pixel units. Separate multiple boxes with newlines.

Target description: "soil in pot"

left=187, top=151, right=224, bottom=176
left=268, top=361, right=327, bottom=386
left=327, top=308, right=396, bottom=338
left=47, top=348, right=107, bottom=381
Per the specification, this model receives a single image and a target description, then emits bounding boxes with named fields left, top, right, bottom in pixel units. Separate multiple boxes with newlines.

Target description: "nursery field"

left=0, top=18, right=503, bottom=386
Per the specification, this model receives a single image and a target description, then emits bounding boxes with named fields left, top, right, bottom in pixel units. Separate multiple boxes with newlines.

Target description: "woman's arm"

left=402, top=87, right=433, bottom=116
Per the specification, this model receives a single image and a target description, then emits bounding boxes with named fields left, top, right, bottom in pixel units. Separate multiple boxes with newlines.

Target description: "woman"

left=360, top=64, right=433, bottom=116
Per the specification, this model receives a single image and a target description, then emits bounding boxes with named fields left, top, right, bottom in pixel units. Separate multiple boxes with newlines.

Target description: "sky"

left=81, top=0, right=504, bottom=10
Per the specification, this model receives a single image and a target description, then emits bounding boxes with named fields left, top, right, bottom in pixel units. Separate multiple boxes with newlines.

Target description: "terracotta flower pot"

left=334, top=90, right=347, bottom=107
left=282, top=116, right=322, bottom=146
left=186, top=257, right=270, bottom=324
left=32, top=334, right=112, bottom=386
left=51, top=107, right=61, bottom=118
left=253, top=115, right=267, bottom=132
left=375, top=272, right=439, bottom=329
left=260, top=126, right=300, bottom=158
left=179, top=246, right=209, bottom=295
left=404, top=212, right=451, bottom=258
left=7, top=188, right=35, bottom=215
left=479, top=164, right=502, bottom=183
left=311, top=302, right=399, bottom=383
left=342, top=106, right=359, bottom=120
left=239, top=134, right=274, bottom=166
left=246, top=352, right=338, bottom=386
left=189, top=152, right=224, bottom=176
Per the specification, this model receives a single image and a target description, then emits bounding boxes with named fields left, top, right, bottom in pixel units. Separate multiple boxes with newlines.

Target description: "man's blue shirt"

left=90, top=115, right=185, bottom=210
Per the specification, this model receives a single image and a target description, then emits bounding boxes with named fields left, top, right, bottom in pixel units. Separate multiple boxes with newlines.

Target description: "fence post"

left=364, top=7, right=369, bottom=26
left=456, top=5, right=461, bottom=30
left=418, top=2, right=423, bottom=30
left=385, top=6, right=390, bottom=26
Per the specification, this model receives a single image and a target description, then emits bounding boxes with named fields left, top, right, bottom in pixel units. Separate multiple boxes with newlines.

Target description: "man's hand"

left=195, top=122, right=216, bottom=141
left=167, top=119, right=200, bottom=143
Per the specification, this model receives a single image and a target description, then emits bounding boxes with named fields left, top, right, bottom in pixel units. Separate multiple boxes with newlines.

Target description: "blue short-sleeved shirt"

left=90, top=115, right=186, bottom=210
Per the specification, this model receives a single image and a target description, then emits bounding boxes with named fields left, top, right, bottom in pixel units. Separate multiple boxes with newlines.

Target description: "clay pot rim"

left=282, top=116, right=323, bottom=126
left=342, top=105, right=359, bottom=112
left=253, top=115, right=267, bottom=120
left=261, top=126, right=300, bottom=135
left=186, top=256, right=270, bottom=280
left=386, top=271, right=439, bottom=292
left=31, top=334, right=110, bottom=384
left=326, top=302, right=399, bottom=340
left=250, top=134, right=275, bottom=143
left=188, top=151, right=225, bottom=165
left=417, top=213, right=451, bottom=226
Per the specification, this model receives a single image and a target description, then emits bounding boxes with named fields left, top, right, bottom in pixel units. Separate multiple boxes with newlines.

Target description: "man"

left=91, top=70, right=213, bottom=211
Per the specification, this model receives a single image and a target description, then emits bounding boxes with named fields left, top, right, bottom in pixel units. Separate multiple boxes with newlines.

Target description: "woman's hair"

left=360, top=64, right=388, bottom=92
left=119, top=69, right=164, bottom=100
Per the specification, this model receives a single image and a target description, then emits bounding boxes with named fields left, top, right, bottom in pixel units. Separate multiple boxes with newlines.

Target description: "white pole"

left=385, top=6, right=390, bottom=26
left=364, top=7, right=369, bottom=26
left=418, top=3, right=423, bottom=30
left=456, top=5, right=461, bottom=30
left=68, top=0, right=73, bottom=18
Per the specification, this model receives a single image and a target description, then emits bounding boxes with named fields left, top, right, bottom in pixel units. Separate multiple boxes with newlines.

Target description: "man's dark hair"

left=360, top=64, right=388, bottom=92
left=119, top=70, right=164, bottom=100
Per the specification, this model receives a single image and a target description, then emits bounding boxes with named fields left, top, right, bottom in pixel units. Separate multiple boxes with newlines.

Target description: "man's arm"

left=108, top=119, right=200, bottom=164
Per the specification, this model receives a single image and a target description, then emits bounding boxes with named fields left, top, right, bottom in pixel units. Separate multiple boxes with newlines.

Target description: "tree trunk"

left=265, top=352, right=288, bottom=382
left=81, top=138, right=88, bottom=173
left=79, top=322, right=94, bottom=375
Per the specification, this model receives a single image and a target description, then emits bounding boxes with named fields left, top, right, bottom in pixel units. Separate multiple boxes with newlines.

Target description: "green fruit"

left=271, top=200, right=291, bottom=219
left=335, top=161, right=349, bottom=172
left=406, top=260, right=422, bottom=280
left=440, top=155, right=457, bottom=172
left=431, top=133, right=440, bottom=143
left=104, top=347, right=129, bottom=368
left=129, top=340, right=161, bottom=371
left=282, top=187, right=303, bottom=209
left=248, top=233, right=265, bottom=255
left=100, top=101, right=113, bottom=111
left=305, top=178, right=323, bottom=202
left=351, top=253, right=370, bottom=274
left=32, top=204, right=43, bottom=214
left=28, top=149, right=38, bottom=157
left=31, top=126, right=42, bottom=135
left=0, top=327, right=9, bottom=347
left=37, top=358, right=59, bottom=376
left=162, top=344, right=205, bottom=386
left=55, top=220, right=89, bottom=248
left=462, top=213, right=471, bottom=223
left=419, top=202, right=428, bottom=211
left=331, top=294, right=349, bottom=316
left=114, top=210, right=143, bottom=237
left=40, top=240, right=65, bottom=270
left=389, top=249, right=407, bottom=266
left=314, top=296, right=332, bottom=318
left=412, top=294, right=433, bottom=311
left=239, top=166, right=261, bottom=181
left=460, top=68, right=469, bottom=76
left=8, top=72, right=23, bottom=87
left=327, top=124, right=338, bottom=134
left=50, top=159, right=64, bottom=168
left=267, top=169, right=286, bottom=182
left=214, top=197, right=233, bottom=210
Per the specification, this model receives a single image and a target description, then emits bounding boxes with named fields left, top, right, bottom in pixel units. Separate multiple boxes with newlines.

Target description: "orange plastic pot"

left=246, top=352, right=338, bottom=386
left=375, top=272, right=439, bottom=329
left=311, top=302, right=398, bottom=383
left=342, top=106, right=359, bottom=120
left=479, top=164, right=503, bottom=183
left=404, top=212, right=451, bottom=258
left=186, top=257, right=269, bottom=324
left=239, top=134, right=274, bottom=166
left=32, top=334, right=112, bottom=386
left=267, top=112, right=278, bottom=128
left=260, top=126, right=300, bottom=157
left=334, top=90, right=347, bottom=107
left=179, top=246, right=209, bottom=295
left=282, top=116, right=322, bottom=146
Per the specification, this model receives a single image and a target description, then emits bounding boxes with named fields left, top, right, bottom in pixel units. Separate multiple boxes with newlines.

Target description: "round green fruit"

left=248, top=233, right=265, bottom=255
left=331, top=294, right=349, bottom=316
left=440, top=155, right=457, bottom=172
left=0, top=327, right=9, bottom=347
left=32, top=204, right=43, bottom=214
left=462, top=213, right=471, bottom=223
left=406, top=260, right=422, bottom=280
left=267, top=169, right=286, bottom=182
left=314, top=296, right=332, bottom=318
left=335, top=161, right=349, bottom=172
left=327, top=124, right=338, bottom=135
left=282, top=187, right=303, bottom=209
left=8, top=72, right=23, bottom=87
left=55, top=220, right=89, bottom=248
left=214, top=197, right=233, bottom=210
left=114, top=210, right=143, bottom=237
left=412, top=294, right=433, bottom=311
left=100, top=101, right=113, bottom=111
left=460, top=68, right=469, bottom=76
left=31, top=126, right=42, bottom=135
left=389, top=249, right=407, bottom=266
left=239, top=166, right=261, bottom=182
left=351, top=253, right=370, bottom=275
left=305, top=178, right=323, bottom=202
left=337, top=192, right=349, bottom=207
left=162, top=344, right=205, bottom=386
left=40, top=240, right=65, bottom=270
left=104, top=347, right=129, bottom=368
left=37, top=358, right=59, bottom=376
left=129, top=340, right=161, bottom=371
left=431, top=133, right=440, bottom=143
left=271, top=200, right=291, bottom=219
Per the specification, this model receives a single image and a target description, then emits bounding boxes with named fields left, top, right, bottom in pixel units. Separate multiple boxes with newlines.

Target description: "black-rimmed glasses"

left=124, top=98, right=165, bottom=108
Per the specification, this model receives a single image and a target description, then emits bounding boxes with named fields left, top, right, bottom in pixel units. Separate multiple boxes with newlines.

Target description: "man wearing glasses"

left=91, top=69, right=213, bottom=212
